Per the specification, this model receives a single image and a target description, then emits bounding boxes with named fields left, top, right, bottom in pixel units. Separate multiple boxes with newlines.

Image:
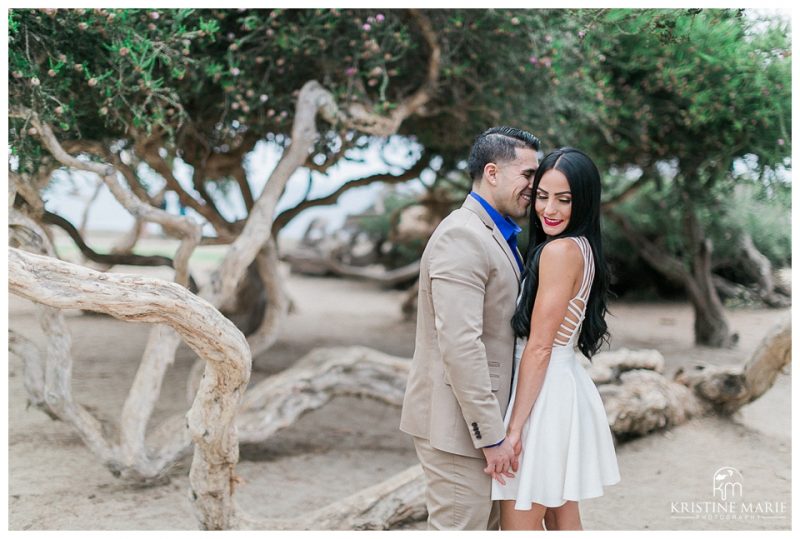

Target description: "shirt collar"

left=469, top=191, right=522, bottom=242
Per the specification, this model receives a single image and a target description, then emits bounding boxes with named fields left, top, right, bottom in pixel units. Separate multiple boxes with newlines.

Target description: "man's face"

left=490, top=147, right=539, bottom=219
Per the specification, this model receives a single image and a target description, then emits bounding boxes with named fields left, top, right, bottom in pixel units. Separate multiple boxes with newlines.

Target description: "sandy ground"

left=6, top=233, right=792, bottom=530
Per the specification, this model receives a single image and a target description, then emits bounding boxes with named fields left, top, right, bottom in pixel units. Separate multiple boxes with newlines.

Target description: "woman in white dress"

left=491, top=147, right=620, bottom=530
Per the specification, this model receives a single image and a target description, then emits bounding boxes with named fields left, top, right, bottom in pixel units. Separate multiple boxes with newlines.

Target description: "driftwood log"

left=592, top=317, right=790, bottom=438
left=284, top=249, right=421, bottom=288
left=236, top=346, right=408, bottom=443
left=674, top=316, right=792, bottom=414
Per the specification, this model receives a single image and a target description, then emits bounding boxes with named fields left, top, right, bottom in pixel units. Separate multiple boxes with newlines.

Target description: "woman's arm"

left=506, top=238, right=582, bottom=450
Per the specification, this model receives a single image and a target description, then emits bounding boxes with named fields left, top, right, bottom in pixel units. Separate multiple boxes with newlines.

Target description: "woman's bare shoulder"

left=539, top=238, right=583, bottom=277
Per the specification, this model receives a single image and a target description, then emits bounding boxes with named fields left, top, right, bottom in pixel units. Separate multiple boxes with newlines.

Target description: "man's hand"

left=481, top=438, right=518, bottom=485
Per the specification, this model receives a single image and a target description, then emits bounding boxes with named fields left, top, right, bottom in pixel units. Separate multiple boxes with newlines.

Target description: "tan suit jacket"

left=400, top=195, right=521, bottom=459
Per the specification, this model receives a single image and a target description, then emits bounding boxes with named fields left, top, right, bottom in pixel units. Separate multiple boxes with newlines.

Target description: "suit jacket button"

left=476, top=434, right=482, bottom=439
left=472, top=422, right=478, bottom=427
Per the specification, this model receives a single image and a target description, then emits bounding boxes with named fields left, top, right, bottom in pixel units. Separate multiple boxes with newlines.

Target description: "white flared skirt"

left=491, top=343, right=620, bottom=509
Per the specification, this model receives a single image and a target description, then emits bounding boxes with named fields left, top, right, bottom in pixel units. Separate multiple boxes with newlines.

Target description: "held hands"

left=482, top=437, right=519, bottom=485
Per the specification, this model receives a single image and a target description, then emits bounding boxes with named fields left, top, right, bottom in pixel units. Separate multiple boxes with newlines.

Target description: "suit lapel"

left=490, top=226, right=522, bottom=281
left=462, top=196, right=522, bottom=281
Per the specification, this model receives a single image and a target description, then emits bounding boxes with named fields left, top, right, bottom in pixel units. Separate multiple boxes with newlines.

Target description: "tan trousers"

left=413, top=436, right=500, bottom=530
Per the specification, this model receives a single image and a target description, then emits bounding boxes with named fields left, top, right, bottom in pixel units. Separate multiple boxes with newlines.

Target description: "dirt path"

left=7, top=260, right=791, bottom=530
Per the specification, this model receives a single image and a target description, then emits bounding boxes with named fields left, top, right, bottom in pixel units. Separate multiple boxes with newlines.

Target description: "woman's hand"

left=506, top=427, right=523, bottom=462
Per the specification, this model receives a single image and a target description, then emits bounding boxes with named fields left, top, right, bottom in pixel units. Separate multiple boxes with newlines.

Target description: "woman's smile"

left=542, top=216, right=563, bottom=227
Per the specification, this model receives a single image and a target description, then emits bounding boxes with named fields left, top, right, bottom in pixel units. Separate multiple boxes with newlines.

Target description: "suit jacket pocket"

left=443, top=371, right=499, bottom=392
left=488, top=361, right=501, bottom=392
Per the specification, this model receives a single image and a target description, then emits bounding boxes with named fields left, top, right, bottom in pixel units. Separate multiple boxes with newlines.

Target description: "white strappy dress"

left=491, top=236, right=620, bottom=510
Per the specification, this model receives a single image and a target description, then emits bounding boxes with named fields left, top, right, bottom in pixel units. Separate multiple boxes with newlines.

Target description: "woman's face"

left=535, top=168, right=572, bottom=236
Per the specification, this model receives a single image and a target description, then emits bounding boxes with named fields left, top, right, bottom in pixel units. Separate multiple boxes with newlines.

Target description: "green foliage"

left=546, top=9, right=792, bottom=300
left=603, top=167, right=790, bottom=298
left=714, top=178, right=791, bottom=267
left=9, top=8, right=575, bottom=173
left=527, top=9, right=792, bottom=241
left=606, top=178, right=688, bottom=265
left=10, top=8, right=213, bottom=170
left=553, top=9, right=791, bottom=174
left=8, top=9, right=791, bottom=299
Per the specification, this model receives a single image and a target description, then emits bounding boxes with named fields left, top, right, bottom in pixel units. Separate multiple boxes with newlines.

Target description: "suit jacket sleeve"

left=428, top=225, right=505, bottom=449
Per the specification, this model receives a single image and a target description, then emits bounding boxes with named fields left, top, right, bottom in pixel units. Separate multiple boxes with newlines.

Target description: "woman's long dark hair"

left=511, top=147, right=611, bottom=359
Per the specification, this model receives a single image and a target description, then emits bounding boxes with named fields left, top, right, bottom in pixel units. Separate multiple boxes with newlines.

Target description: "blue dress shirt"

left=469, top=191, right=524, bottom=273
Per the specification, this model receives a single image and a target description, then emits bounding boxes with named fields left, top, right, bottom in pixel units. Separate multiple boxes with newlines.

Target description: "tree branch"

left=272, top=150, right=430, bottom=236
left=199, top=80, right=338, bottom=308
left=41, top=210, right=199, bottom=292
left=245, top=239, right=290, bottom=358
left=602, top=175, right=648, bottom=210
left=327, top=10, right=441, bottom=136
left=675, top=317, right=791, bottom=414
left=18, top=107, right=202, bottom=289
left=112, top=154, right=158, bottom=206
left=605, top=209, right=689, bottom=283
left=135, top=138, right=233, bottom=238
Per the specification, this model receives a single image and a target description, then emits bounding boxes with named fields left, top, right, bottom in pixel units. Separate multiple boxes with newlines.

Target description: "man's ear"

left=483, top=162, right=497, bottom=185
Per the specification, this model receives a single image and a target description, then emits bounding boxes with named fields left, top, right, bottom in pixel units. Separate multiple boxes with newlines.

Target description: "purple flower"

left=345, top=67, right=357, bottom=77
left=529, top=55, right=538, bottom=65
left=578, top=30, right=586, bottom=38
left=362, top=23, right=371, bottom=31
left=778, top=138, right=785, bottom=146
left=376, top=13, right=385, bottom=22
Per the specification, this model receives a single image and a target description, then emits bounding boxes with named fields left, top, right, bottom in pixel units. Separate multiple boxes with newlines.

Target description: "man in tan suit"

left=400, top=126, right=541, bottom=530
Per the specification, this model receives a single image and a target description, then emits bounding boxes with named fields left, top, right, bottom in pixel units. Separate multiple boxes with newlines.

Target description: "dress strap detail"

left=553, top=237, right=595, bottom=347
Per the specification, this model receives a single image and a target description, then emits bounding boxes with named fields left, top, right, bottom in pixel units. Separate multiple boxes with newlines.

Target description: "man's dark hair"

left=467, top=126, right=541, bottom=182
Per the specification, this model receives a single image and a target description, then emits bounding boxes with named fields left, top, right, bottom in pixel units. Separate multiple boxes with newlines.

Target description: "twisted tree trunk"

left=9, top=247, right=251, bottom=529
left=8, top=13, right=450, bottom=527
left=737, top=233, right=790, bottom=308
left=607, top=203, right=735, bottom=347
left=593, top=316, right=791, bottom=439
